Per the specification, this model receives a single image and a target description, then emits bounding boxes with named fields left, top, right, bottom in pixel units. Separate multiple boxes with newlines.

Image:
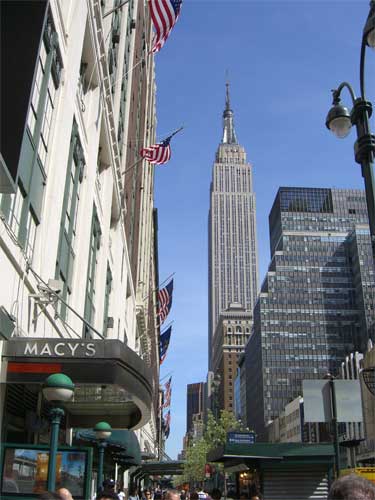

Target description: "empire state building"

left=208, top=84, right=259, bottom=379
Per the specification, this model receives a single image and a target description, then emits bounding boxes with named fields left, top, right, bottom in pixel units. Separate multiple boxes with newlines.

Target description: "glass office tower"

left=245, top=187, right=375, bottom=438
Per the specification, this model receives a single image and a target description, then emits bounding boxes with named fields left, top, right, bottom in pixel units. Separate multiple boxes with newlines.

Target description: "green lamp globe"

left=42, top=373, right=75, bottom=403
left=94, top=421, right=112, bottom=440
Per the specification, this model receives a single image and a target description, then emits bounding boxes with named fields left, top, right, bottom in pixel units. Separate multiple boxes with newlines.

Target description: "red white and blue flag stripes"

left=140, top=127, right=183, bottom=166
left=164, top=410, right=171, bottom=439
left=149, top=0, right=183, bottom=53
left=157, top=279, right=173, bottom=325
left=140, top=136, right=172, bottom=165
left=159, top=326, right=172, bottom=365
left=161, top=376, right=172, bottom=409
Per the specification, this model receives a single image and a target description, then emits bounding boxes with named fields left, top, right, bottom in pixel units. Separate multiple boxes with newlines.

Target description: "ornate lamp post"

left=326, top=1, right=375, bottom=259
left=94, top=421, right=112, bottom=493
left=42, top=373, right=75, bottom=491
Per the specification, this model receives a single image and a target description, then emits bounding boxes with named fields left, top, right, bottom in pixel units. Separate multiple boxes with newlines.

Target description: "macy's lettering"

left=24, top=342, right=96, bottom=357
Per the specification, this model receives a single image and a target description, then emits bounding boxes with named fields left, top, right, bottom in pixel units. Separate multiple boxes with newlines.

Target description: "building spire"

left=222, top=80, right=238, bottom=144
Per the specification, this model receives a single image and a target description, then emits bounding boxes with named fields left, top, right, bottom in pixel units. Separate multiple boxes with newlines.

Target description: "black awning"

left=2, top=339, right=153, bottom=430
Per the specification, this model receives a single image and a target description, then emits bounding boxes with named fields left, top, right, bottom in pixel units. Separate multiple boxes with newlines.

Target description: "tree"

left=181, top=410, right=245, bottom=484
left=205, top=410, right=244, bottom=448
left=180, top=438, right=208, bottom=484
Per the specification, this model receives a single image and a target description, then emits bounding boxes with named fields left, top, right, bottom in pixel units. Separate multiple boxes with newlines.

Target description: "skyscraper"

left=245, top=187, right=375, bottom=438
left=186, top=382, right=205, bottom=434
left=208, top=84, right=259, bottom=373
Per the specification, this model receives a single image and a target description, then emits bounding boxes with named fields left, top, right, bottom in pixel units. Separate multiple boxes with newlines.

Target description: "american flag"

left=157, top=279, right=173, bottom=325
left=140, top=136, right=172, bottom=165
left=159, top=327, right=172, bottom=365
left=161, top=375, right=172, bottom=408
left=149, top=0, right=183, bottom=53
left=164, top=410, right=171, bottom=438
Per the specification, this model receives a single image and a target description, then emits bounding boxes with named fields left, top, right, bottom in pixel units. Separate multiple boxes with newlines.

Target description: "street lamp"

left=94, top=421, right=112, bottom=493
left=326, top=0, right=375, bottom=258
left=42, top=373, right=75, bottom=491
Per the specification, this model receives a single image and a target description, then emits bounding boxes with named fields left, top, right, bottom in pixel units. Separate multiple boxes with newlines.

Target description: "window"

left=1, top=12, right=62, bottom=259
left=83, top=206, right=102, bottom=338
left=55, top=121, right=85, bottom=319
left=103, top=264, right=113, bottom=336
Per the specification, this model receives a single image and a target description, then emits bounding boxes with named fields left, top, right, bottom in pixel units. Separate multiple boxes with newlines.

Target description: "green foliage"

left=181, top=410, right=244, bottom=484
left=181, top=438, right=208, bottom=484
left=205, top=410, right=244, bottom=448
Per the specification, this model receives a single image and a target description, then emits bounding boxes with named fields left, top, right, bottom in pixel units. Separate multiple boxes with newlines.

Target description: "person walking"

left=328, top=474, right=375, bottom=500
left=129, top=486, right=139, bottom=500
left=56, top=488, right=74, bottom=500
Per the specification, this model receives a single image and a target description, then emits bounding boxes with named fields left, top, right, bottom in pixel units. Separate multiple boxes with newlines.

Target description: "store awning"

left=2, top=338, right=153, bottom=429
left=207, top=442, right=334, bottom=466
left=131, top=460, right=185, bottom=480
left=74, top=429, right=142, bottom=466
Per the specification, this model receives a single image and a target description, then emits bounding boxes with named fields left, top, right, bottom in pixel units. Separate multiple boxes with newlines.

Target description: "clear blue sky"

left=152, top=0, right=375, bottom=459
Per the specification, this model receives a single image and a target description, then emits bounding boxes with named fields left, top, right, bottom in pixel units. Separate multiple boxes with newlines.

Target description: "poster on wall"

left=1, top=446, right=91, bottom=499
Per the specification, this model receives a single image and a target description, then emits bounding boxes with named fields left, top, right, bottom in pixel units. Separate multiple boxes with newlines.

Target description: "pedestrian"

left=96, top=493, right=120, bottom=500
left=197, top=488, right=206, bottom=500
left=117, top=488, right=126, bottom=500
left=328, top=473, right=375, bottom=500
left=57, top=488, right=74, bottom=500
left=164, top=490, right=180, bottom=500
left=129, top=486, right=139, bottom=500
left=210, top=489, right=222, bottom=500
left=102, top=479, right=116, bottom=493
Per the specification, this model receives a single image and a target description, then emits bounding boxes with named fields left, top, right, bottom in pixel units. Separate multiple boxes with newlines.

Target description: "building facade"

left=245, top=187, right=375, bottom=438
left=208, top=83, right=259, bottom=382
left=186, top=382, right=205, bottom=435
left=0, top=0, right=161, bottom=474
left=212, top=303, right=252, bottom=412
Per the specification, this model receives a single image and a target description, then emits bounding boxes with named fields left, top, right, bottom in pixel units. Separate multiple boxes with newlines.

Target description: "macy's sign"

left=23, top=342, right=96, bottom=357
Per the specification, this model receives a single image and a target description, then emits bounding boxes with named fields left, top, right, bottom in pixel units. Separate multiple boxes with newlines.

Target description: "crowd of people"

left=37, top=473, right=375, bottom=500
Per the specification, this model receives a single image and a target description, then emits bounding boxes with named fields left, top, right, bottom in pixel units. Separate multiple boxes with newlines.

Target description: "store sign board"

left=4, top=339, right=102, bottom=358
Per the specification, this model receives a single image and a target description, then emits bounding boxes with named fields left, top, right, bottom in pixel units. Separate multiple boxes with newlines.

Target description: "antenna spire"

left=222, top=78, right=238, bottom=144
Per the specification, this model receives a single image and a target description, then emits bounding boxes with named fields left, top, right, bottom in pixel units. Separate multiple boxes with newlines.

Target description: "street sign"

left=227, top=431, right=256, bottom=445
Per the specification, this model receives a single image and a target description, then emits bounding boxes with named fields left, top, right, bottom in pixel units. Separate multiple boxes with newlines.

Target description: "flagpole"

left=160, top=371, right=174, bottom=382
left=123, top=157, right=143, bottom=176
left=103, top=0, right=130, bottom=17
left=143, top=272, right=175, bottom=301
left=160, top=321, right=173, bottom=334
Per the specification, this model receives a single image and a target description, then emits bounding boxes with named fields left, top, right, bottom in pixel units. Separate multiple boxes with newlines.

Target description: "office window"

left=103, top=264, right=113, bottom=336
left=55, top=121, right=85, bottom=319
left=83, top=206, right=102, bottom=338
left=1, top=12, right=62, bottom=260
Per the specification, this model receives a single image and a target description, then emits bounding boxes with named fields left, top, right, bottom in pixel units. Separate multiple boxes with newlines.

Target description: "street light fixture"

left=326, top=0, right=375, bottom=258
left=94, top=421, right=112, bottom=493
left=42, top=373, right=75, bottom=491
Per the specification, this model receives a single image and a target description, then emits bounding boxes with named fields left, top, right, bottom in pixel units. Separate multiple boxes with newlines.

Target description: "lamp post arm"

left=360, top=36, right=367, bottom=101
left=333, top=82, right=357, bottom=106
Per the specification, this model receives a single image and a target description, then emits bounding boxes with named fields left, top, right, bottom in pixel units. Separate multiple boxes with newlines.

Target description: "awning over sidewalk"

left=207, top=442, right=334, bottom=466
left=74, top=428, right=142, bottom=467
left=2, top=338, right=153, bottom=429
left=131, top=460, right=185, bottom=481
